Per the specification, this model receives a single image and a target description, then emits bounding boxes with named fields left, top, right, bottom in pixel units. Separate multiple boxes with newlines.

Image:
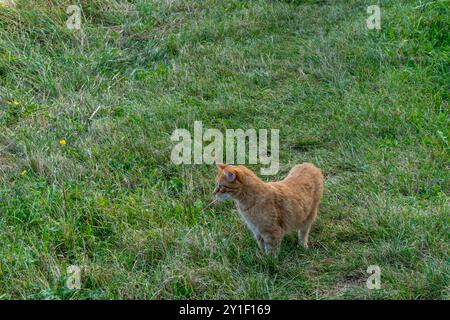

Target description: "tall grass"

left=0, top=0, right=448, bottom=299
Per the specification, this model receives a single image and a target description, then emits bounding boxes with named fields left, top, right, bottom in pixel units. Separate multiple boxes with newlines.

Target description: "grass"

left=0, top=0, right=448, bottom=299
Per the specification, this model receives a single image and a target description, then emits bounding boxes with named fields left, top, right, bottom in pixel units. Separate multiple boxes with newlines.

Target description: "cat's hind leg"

left=299, top=205, right=319, bottom=248
left=298, top=214, right=316, bottom=248
left=298, top=226, right=311, bottom=249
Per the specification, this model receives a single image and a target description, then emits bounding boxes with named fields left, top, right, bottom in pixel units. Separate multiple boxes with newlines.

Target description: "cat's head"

left=213, top=163, right=242, bottom=201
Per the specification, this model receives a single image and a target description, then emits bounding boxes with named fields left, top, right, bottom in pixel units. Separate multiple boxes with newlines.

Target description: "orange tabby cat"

left=213, top=162, right=324, bottom=256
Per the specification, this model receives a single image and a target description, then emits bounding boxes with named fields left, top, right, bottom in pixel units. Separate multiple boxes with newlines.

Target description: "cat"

left=213, top=162, right=324, bottom=256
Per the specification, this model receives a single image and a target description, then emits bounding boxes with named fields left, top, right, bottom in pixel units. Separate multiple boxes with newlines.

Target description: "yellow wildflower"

left=59, top=139, right=67, bottom=145
left=21, top=170, right=27, bottom=175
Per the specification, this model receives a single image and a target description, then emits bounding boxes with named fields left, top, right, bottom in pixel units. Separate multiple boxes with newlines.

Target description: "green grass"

left=0, top=0, right=448, bottom=299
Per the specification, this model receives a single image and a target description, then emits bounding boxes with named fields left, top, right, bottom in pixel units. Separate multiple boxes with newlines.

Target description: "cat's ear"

left=215, top=162, right=227, bottom=170
left=223, top=169, right=236, bottom=182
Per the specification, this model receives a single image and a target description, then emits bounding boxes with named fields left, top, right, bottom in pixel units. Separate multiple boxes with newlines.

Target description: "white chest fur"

left=236, top=204, right=260, bottom=237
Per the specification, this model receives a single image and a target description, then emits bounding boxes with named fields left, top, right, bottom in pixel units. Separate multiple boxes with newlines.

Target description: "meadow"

left=0, top=0, right=448, bottom=299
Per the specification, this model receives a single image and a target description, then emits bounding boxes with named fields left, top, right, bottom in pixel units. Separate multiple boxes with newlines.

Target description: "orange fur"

left=214, top=162, right=324, bottom=256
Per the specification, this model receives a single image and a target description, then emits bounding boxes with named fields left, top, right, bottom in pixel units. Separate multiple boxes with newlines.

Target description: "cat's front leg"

left=255, top=234, right=265, bottom=251
left=262, top=234, right=281, bottom=257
